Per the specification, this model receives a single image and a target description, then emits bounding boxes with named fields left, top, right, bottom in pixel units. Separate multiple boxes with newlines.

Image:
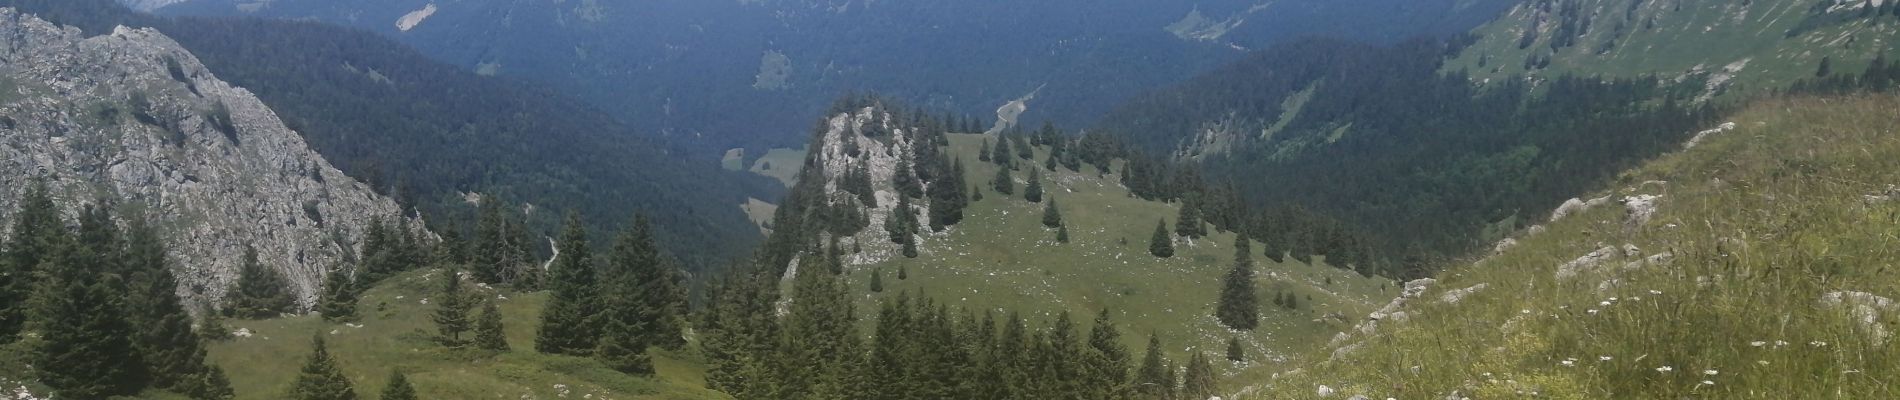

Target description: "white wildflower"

left=1750, top=341, right=1767, bottom=347
left=1701, top=380, right=1715, bottom=386
left=1648, top=289, right=1663, bottom=295
left=1561, top=360, right=1575, bottom=367
left=1599, top=356, right=1613, bottom=361
left=1810, top=341, right=1828, bottom=347
left=1757, top=360, right=1771, bottom=366
left=1703, top=370, right=1719, bottom=376
left=1600, top=301, right=1613, bottom=306
left=1656, top=366, right=1674, bottom=373
left=1587, top=309, right=1600, bottom=315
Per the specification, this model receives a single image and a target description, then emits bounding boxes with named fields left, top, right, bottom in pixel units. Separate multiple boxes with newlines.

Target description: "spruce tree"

left=33, top=232, right=144, bottom=398
left=379, top=371, right=417, bottom=400
left=288, top=335, right=357, bottom=400
left=1149, top=220, right=1175, bottom=258
left=902, top=231, right=920, bottom=258
left=1216, top=233, right=1260, bottom=330
left=1162, top=360, right=1180, bottom=400
left=1181, top=352, right=1217, bottom=400
left=1042, top=197, right=1063, bottom=228
left=432, top=266, right=474, bottom=348
left=474, top=300, right=509, bottom=351
left=536, top=213, right=597, bottom=355
left=1134, top=334, right=1170, bottom=400
left=595, top=216, right=668, bottom=375
left=199, top=303, right=232, bottom=341
left=971, top=184, right=984, bottom=202
left=1225, top=337, right=1245, bottom=363
left=887, top=194, right=915, bottom=244
left=992, top=135, right=1013, bottom=167
left=228, top=247, right=295, bottom=319
left=979, top=139, right=992, bottom=162
left=1175, top=195, right=1204, bottom=238
left=123, top=219, right=232, bottom=398
left=1, top=180, right=62, bottom=343
left=870, top=268, right=884, bottom=293
left=1057, top=224, right=1070, bottom=244
left=317, top=263, right=359, bottom=322
left=779, top=251, right=861, bottom=398
left=1024, top=169, right=1043, bottom=203
left=1083, top=309, right=1131, bottom=399
left=992, top=166, right=1014, bottom=195
left=894, top=157, right=924, bottom=199
left=898, top=264, right=909, bottom=280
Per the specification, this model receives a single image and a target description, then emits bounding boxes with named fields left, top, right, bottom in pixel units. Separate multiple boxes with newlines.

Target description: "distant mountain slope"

left=1449, top=0, right=1900, bottom=98
left=1093, top=37, right=1718, bottom=272
left=1253, top=92, right=1900, bottom=399
left=0, top=8, right=402, bottom=305
left=747, top=101, right=1394, bottom=389
left=152, top=0, right=1517, bottom=152
left=7, top=0, right=779, bottom=269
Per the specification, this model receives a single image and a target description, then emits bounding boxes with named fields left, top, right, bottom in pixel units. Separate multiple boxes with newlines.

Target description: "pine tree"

left=288, top=335, right=357, bottom=400
left=870, top=268, right=884, bottom=293
left=228, top=247, right=295, bottom=319
left=432, top=266, right=474, bottom=348
left=1, top=180, right=62, bottom=343
left=1216, top=233, right=1260, bottom=330
left=1181, top=352, right=1217, bottom=400
left=1024, top=168, right=1044, bottom=203
left=1149, top=220, right=1175, bottom=258
left=317, top=263, right=359, bottom=322
left=472, top=300, right=510, bottom=352
left=379, top=371, right=417, bottom=400
left=1134, top=334, right=1171, bottom=399
left=536, top=213, right=597, bottom=355
left=33, top=230, right=145, bottom=398
left=992, top=166, right=1015, bottom=195
left=1225, top=337, right=1245, bottom=363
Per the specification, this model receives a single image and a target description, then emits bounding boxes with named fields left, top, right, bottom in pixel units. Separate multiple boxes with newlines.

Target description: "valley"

left=0, top=0, right=1898, bottom=399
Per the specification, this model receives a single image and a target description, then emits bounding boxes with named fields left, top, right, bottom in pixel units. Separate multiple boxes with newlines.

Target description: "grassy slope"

left=1449, top=0, right=1898, bottom=94
left=838, top=133, right=1395, bottom=387
left=1252, top=94, right=1900, bottom=399
left=206, top=269, right=730, bottom=400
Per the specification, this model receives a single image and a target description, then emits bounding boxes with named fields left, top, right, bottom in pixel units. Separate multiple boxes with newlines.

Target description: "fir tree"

left=779, top=251, right=862, bottom=398
left=1044, top=152, right=1059, bottom=171
left=1057, top=224, right=1070, bottom=244
left=992, top=135, right=1014, bottom=167
left=317, top=263, right=359, bottom=322
left=1042, top=197, right=1064, bottom=228
left=474, top=300, right=509, bottom=352
left=288, top=335, right=357, bottom=400
left=1134, top=334, right=1171, bottom=399
left=228, top=247, right=295, bottom=319
left=992, top=166, right=1015, bottom=195
left=536, top=213, right=597, bottom=355
left=199, top=303, right=232, bottom=341
left=971, top=184, right=984, bottom=202
left=898, top=264, right=909, bottom=280
left=1181, top=352, right=1217, bottom=400
left=432, top=266, right=474, bottom=348
left=379, top=371, right=417, bottom=400
left=1149, top=220, right=1175, bottom=258
left=979, top=139, right=992, bottom=162
left=887, top=194, right=915, bottom=244
left=1024, top=169, right=1044, bottom=203
left=1216, top=233, right=1260, bottom=330
left=1, top=180, right=62, bottom=343
left=1818, top=56, right=1834, bottom=78
left=33, top=233, right=144, bottom=398
left=1225, top=337, right=1245, bottom=363
left=903, top=233, right=919, bottom=259
left=870, top=268, right=884, bottom=293
left=1014, top=135, right=1033, bottom=160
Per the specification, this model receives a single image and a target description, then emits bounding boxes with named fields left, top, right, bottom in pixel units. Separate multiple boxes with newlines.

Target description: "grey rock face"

left=0, top=9, right=406, bottom=308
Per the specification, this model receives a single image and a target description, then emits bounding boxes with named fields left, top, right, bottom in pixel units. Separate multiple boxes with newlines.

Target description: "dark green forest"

left=3, top=0, right=779, bottom=270
left=1096, top=37, right=1723, bottom=276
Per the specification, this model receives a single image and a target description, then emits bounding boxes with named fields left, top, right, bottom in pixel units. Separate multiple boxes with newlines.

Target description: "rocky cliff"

left=0, top=8, right=406, bottom=308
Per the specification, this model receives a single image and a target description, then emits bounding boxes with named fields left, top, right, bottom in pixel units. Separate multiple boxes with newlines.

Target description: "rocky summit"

left=0, top=8, right=406, bottom=308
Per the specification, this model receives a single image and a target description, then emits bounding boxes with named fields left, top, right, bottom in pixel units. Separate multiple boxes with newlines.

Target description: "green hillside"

left=204, top=269, right=729, bottom=400
left=1450, top=0, right=1900, bottom=97
left=1251, top=93, right=1900, bottom=399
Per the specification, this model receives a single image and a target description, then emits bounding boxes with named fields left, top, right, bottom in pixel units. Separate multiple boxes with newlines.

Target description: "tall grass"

left=1252, top=94, right=1900, bottom=399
